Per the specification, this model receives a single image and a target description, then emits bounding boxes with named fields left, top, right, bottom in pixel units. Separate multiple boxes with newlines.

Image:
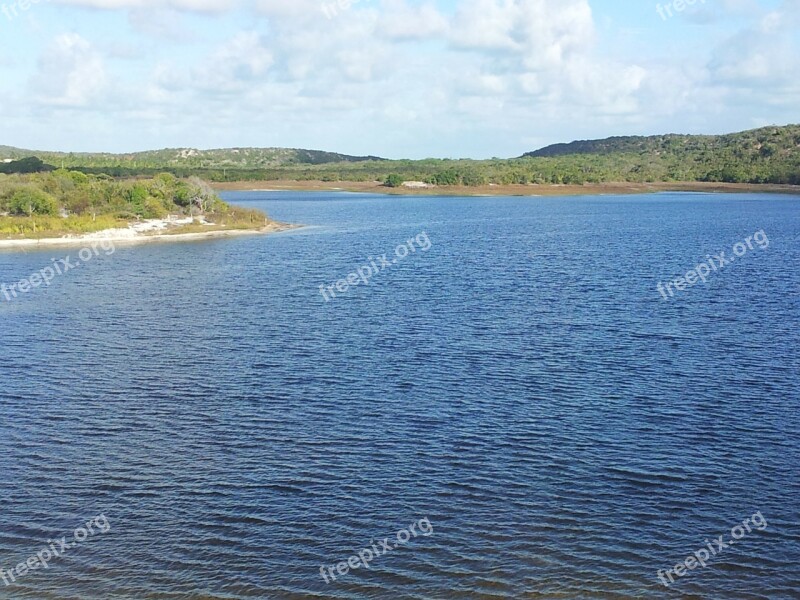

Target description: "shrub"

left=143, top=197, right=168, bottom=219
left=9, top=188, right=58, bottom=216
left=384, top=174, right=404, bottom=188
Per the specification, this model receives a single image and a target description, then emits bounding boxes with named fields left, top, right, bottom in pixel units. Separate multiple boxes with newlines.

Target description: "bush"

left=461, top=170, right=487, bottom=186
left=384, top=174, right=404, bottom=188
left=9, top=188, right=58, bottom=216
left=143, top=197, right=168, bottom=219
left=125, top=183, right=149, bottom=205
left=428, top=170, right=459, bottom=186
left=0, top=172, right=270, bottom=239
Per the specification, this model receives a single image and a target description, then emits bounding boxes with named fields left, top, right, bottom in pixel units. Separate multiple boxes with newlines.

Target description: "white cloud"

left=708, top=0, right=800, bottom=87
left=53, top=0, right=235, bottom=12
left=255, top=0, right=321, bottom=19
left=127, top=7, right=195, bottom=40
left=3, top=0, right=797, bottom=156
left=30, top=33, right=108, bottom=108
left=378, top=0, right=449, bottom=40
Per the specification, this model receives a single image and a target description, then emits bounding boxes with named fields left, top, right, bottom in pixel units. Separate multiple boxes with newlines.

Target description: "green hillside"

left=525, top=126, right=800, bottom=158
left=520, top=125, right=800, bottom=184
left=2, top=125, right=799, bottom=186
left=0, top=146, right=385, bottom=169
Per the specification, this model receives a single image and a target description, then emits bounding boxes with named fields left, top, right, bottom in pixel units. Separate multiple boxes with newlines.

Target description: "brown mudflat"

left=212, top=180, right=800, bottom=197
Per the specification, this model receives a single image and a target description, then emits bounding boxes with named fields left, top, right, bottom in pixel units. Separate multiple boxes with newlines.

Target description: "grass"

left=156, top=207, right=273, bottom=235
left=0, top=206, right=274, bottom=240
left=0, top=215, right=128, bottom=240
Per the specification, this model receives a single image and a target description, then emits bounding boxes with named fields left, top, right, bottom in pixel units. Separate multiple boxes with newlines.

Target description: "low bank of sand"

left=0, top=216, right=298, bottom=250
left=212, top=180, right=800, bottom=197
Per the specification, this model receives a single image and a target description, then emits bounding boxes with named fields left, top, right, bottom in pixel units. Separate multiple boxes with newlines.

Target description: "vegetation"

left=1, top=125, right=798, bottom=189
left=384, top=174, right=404, bottom=188
left=0, top=214, right=127, bottom=238
left=0, top=146, right=384, bottom=170
left=0, top=157, right=55, bottom=175
left=0, top=171, right=268, bottom=239
left=521, top=125, right=800, bottom=184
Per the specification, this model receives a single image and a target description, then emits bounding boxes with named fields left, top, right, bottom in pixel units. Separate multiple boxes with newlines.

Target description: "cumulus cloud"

left=255, top=0, right=321, bottom=19
left=378, top=0, right=449, bottom=40
left=451, top=0, right=594, bottom=61
left=708, top=0, right=800, bottom=87
left=53, top=0, right=235, bottom=12
left=444, top=0, right=648, bottom=119
left=3, top=0, right=797, bottom=156
left=30, top=33, right=108, bottom=108
left=199, top=32, right=274, bottom=90
left=127, top=7, right=196, bottom=40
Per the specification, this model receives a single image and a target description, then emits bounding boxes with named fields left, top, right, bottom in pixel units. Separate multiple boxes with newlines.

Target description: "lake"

left=0, top=191, right=798, bottom=599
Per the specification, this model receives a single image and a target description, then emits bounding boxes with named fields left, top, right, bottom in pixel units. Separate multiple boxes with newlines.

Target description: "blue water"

left=0, top=192, right=798, bottom=599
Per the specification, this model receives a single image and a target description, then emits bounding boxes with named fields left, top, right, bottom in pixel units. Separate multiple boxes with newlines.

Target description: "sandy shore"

left=212, top=180, right=800, bottom=197
left=0, top=217, right=299, bottom=250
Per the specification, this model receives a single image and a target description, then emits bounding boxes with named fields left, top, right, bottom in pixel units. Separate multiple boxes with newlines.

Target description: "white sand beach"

left=0, top=216, right=298, bottom=250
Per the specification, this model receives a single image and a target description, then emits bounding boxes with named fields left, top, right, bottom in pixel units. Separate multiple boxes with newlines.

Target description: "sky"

left=0, top=0, right=797, bottom=159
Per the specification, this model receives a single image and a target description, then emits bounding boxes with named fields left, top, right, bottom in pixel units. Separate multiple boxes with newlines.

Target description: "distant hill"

left=517, top=125, right=800, bottom=184
left=0, top=146, right=385, bottom=169
left=524, top=125, right=800, bottom=159
left=3, top=125, right=799, bottom=185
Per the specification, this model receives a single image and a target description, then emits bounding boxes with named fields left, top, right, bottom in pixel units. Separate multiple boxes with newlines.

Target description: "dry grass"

left=0, top=215, right=128, bottom=240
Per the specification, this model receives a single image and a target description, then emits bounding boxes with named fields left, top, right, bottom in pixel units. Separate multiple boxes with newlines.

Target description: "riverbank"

left=212, top=180, right=800, bottom=197
left=0, top=216, right=299, bottom=250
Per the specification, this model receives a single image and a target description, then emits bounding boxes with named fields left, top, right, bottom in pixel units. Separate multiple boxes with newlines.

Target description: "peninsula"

left=2, top=124, right=798, bottom=245
left=0, top=169, right=293, bottom=247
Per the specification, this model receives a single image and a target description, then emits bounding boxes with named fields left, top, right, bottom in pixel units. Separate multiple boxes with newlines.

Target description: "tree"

left=9, top=187, right=57, bottom=233
left=187, top=176, right=217, bottom=214
left=428, top=169, right=459, bottom=186
left=384, top=174, right=404, bottom=188
left=9, top=188, right=58, bottom=217
left=0, top=157, right=55, bottom=175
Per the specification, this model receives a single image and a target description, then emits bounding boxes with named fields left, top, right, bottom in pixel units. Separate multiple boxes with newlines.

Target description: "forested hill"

left=524, top=125, right=800, bottom=159
left=0, top=146, right=385, bottom=169
left=517, top=125, right=800, bottom=185
left=3, top=125, right=799, bottom=185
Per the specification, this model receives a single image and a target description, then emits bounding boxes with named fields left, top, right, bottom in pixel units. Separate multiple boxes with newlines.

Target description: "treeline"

left=51, top=150, right=800, bottom=187
left=0, top=170, right=228, bottom=218
left=0, top=157, right=55, bottom=175
left=0, top=147, right=384, bottom=170
left=4, top=153, right=799, bottom=187
left=2, top=125, right=798, bottom=187
left=519, top=125, right=800, bottom=185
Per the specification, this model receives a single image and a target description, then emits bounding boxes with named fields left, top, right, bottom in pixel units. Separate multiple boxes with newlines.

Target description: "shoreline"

left=212, top=180, right=800, bottom=197
left=0, top=221, right=300, bottom=251
left=3, top=180, right=795, bottom=250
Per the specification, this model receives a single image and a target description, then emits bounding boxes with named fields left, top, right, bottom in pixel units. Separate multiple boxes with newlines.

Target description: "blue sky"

left=0, top=0, right=797, bottom=158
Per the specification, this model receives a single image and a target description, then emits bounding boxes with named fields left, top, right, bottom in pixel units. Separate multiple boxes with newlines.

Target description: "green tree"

left=428, top=169, right=459, bottom=186
left=384, top=174, right=404, bottom=188
left=10, top=188, right=58, bottom=216
left=142, top=197, right=168, bottom=219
